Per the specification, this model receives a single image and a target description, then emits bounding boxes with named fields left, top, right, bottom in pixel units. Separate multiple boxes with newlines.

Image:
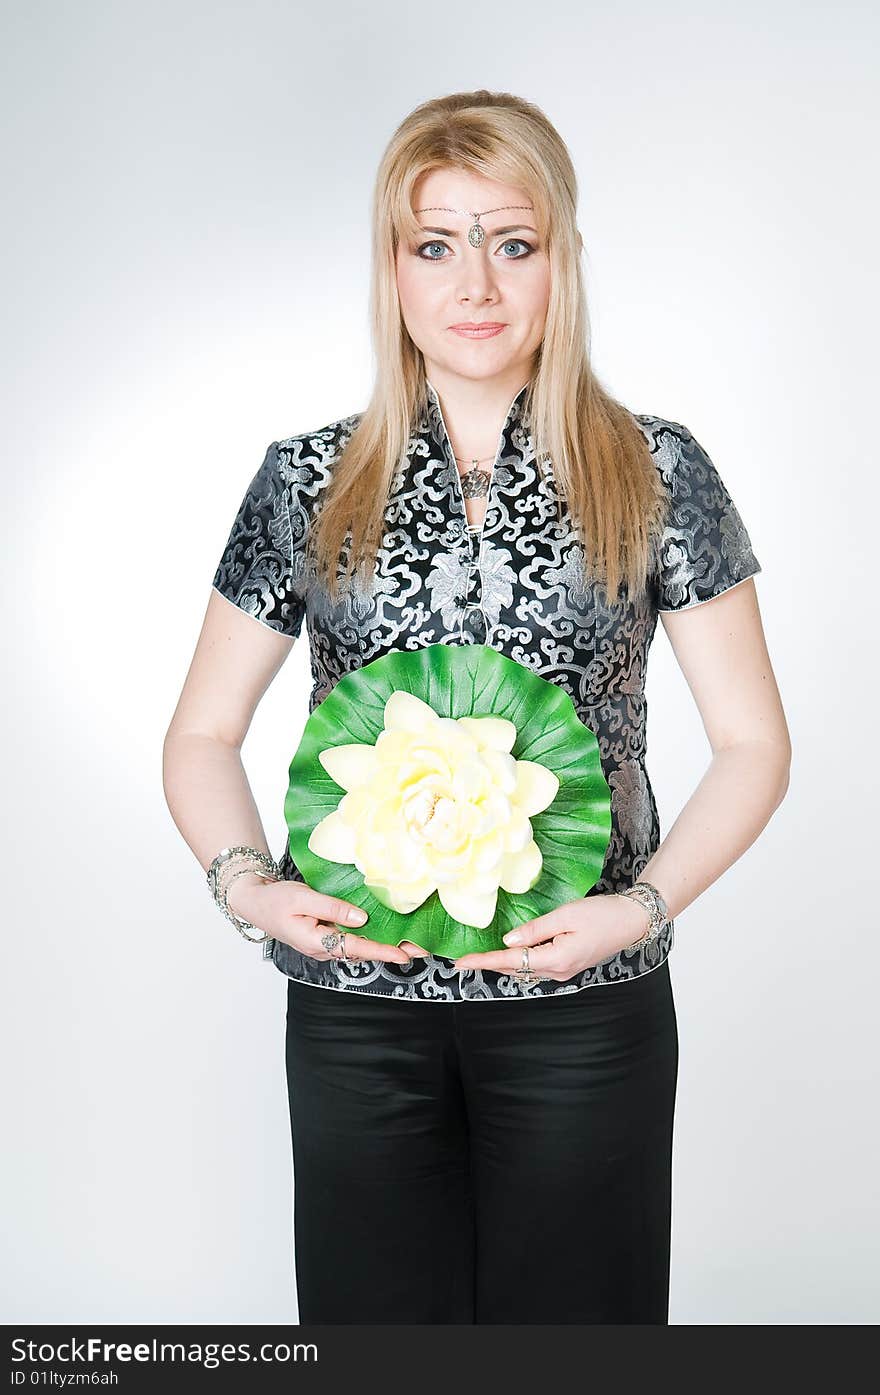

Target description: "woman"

left=163, top=90, right=791, bottom=1324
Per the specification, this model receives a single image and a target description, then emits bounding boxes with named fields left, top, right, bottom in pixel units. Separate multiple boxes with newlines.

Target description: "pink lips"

left=449, top=324, right=507, bottom=339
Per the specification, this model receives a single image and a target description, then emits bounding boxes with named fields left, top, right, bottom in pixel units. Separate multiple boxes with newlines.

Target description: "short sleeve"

left=211, top=441, right=306, bottom=638
left=654, top=427, right=762, bottom=611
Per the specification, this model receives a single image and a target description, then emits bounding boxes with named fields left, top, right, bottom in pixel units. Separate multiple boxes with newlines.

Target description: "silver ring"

left=514, top=944, right=541, bottom=987
left=321, top=929, right=352, bottom=963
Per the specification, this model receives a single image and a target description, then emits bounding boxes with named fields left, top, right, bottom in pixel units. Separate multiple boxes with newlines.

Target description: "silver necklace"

left=414, top=203, right=534, bottom=249
left=453, top=452, right=494, bottom=498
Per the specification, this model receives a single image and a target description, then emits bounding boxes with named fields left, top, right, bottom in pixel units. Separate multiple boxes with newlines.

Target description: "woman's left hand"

left=451, top=894, right=652, bottom=980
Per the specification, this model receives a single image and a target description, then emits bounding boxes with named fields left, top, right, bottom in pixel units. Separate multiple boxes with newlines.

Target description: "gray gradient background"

left=3, top=0, right=877, bottom=1324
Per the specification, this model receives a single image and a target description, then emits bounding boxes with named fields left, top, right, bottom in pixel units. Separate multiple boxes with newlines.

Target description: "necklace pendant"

left=467, top=219, right=485, bottom=248
left=460, top=464, right=490, bottom=499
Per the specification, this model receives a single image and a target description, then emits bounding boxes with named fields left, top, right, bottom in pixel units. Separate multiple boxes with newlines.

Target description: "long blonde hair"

left=307, top=88, right=670, bottom=605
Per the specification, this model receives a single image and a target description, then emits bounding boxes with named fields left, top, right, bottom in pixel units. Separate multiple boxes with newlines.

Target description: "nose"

left=456, top=253, right=499, bottom=305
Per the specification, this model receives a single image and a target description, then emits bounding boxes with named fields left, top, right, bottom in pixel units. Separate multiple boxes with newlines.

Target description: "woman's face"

left=395, top=167, right=551, bottom=392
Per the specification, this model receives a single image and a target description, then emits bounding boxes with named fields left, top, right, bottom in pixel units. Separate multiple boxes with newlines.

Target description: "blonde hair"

left=307, top=88, right=670, bottom=605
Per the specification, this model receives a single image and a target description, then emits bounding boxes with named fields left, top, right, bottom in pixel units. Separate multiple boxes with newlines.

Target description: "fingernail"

left=347, top=908, right=368, bottom=925
left=504, top=931, right=522, bottom=945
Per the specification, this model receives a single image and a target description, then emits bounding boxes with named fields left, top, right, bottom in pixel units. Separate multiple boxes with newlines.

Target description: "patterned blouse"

left=211, top=381, right=762, bottom=1002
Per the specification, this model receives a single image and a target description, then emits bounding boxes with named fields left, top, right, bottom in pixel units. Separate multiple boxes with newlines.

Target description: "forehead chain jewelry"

left=415, top=205, right=534, bottom=249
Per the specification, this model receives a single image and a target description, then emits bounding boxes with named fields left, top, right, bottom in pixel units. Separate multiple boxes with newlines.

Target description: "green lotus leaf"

left=284, top=644, right=612, bottom=959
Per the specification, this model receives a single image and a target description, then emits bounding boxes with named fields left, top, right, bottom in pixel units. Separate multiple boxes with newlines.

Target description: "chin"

left=442, top=350, right=520, bottom=377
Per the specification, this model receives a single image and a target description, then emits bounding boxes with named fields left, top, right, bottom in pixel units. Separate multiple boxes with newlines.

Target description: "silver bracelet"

left=206, top=845, right=281, bottom=944
left=615, top=880, right=670, bottom=950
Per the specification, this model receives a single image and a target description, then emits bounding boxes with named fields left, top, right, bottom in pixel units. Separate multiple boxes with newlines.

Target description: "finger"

left=320, top=928, right=412, bottom=965
left=291, top=892, right=370, bottom=926
left=500, top=911, right=561, bottom=948
left=280, top=914, right=410, bottom=965
left=294, top=889, right=371, bottom=929
left=399, top=940, right=431, bottom=957
left=453, top=940, right=561, bottom=976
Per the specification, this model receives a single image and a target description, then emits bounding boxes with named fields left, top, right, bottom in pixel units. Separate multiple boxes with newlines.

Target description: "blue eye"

left=500, top=239, right=534, bottom=258
left=417, top=241, right=448, bottom=260
left=415, top=238, right=535, bottom=261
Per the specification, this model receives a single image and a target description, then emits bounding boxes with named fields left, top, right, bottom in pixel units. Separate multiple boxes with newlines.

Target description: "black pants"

left=285, top=960, right=678, bottom=1324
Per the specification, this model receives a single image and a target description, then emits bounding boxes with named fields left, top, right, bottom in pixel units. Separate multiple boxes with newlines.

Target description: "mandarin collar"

left=420, top=378, right=530, bottom=449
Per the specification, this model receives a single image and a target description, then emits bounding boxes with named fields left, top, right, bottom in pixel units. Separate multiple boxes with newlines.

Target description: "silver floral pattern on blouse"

left=211, top=383, right=761, bottom=1002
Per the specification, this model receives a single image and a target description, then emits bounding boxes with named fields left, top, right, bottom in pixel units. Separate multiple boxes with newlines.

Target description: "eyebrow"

left=417, top=224, right=538, bottom=238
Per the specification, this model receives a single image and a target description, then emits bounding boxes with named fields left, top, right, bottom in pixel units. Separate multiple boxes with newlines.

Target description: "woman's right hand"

left=226, top=874, right=415, bottom=965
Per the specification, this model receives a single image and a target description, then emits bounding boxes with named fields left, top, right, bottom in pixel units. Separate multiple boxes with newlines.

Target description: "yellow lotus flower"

left=307, top=691, right=560, bottom=928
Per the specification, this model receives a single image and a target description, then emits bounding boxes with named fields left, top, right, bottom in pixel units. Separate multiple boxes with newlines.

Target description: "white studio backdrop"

left=2, top=0, right=878, bottom=1324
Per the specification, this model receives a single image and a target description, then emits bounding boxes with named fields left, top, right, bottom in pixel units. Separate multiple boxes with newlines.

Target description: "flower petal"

left=470, top=834, right=505, bottom=875
left=383, top=691, right=440, bottom=733
left=437, top=879, right=499, bottom=929
left=479, top=748, right=517, bottom=794
left=450, top=759, right=490, bottom=803
left=456, top=716, right=517, bottom=753
left=476, top=789, right=512, bottom=832
left=338, top=788, right=374, bottom=822
left=308, top=810, right=359, bottom=863
left=318, top=742, right=380, bottom=791
left=498, top=839, right=543, bottom=894
left=501, top=808, right=532, bottom=852
left=364, top=876, right=437, bottom=914
left=433, top=717, right=480, bottom=758
left=374, top=728, right=415, bottom=762
left=511, top=760, right=560, bottom=816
